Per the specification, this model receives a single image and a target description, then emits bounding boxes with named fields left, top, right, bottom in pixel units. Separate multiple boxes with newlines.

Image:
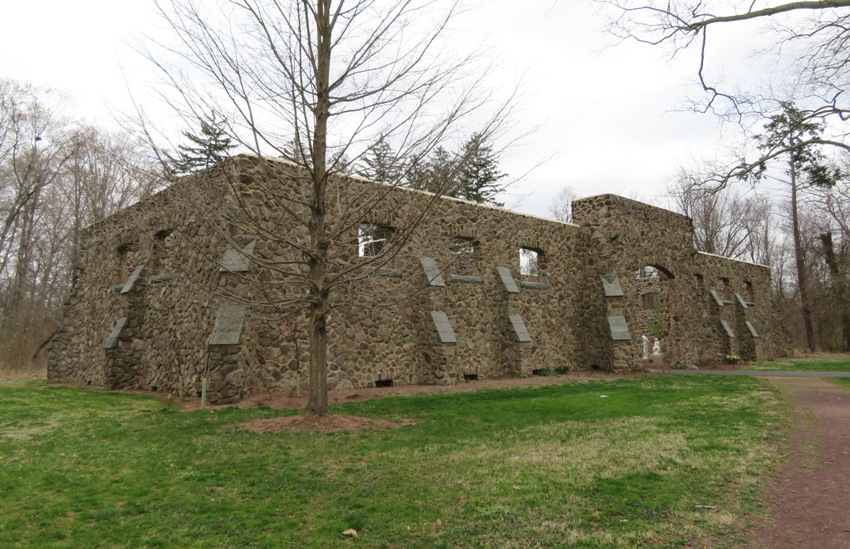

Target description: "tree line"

left=655, top=103, right=849, bottom=353
left=0, top=79, right=161, bottom=371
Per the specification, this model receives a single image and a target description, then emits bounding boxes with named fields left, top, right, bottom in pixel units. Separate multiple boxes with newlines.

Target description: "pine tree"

left=453, top=133, right=507, bottom=206
left=167, top=114, right=235, bottom=176
left=357, top=138, right=401, bottom=183
left=400, top=146, right=451, bottom=193
left=753, top=102, right=839, bottom=352
left=399, top=136, right=507, bottom=204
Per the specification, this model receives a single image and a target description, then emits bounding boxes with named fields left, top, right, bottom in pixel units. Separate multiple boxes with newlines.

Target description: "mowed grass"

left=744, top=354, right=850, bottom=372
left=0, top=375, right=784, bottom=548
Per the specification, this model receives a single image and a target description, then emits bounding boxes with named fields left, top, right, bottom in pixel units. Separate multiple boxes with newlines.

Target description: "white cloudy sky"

left=0, top=0, right=749, bottom=218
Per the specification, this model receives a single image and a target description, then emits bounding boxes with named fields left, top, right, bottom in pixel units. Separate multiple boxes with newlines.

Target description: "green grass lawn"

left=0, top=376, right=784, bottom=548
left=744, top=355, right=850, bottom=372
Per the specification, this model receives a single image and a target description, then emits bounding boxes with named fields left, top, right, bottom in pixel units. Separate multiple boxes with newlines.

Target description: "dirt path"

left=745, top=377, right=850, bottom=548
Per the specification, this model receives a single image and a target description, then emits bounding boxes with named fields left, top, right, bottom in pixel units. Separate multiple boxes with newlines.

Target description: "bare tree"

left=598, top=0, right=850, bottom=124
left=810, top=170, right=850, bottom=349
left=667, top=170, right=773, bottom=263
left=0, top=80, right=77, bottom=333
left=754, top=103, right=845, bottom=351
left=0, top=80, right=158, bottom=371
left=145, top=0, right=510, bottom=415
left=65, top=126, right=161, bottom=262
left=549, top=185, right=576, bottom=223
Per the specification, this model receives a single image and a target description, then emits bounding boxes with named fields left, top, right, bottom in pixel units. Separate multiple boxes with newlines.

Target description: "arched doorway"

left=634, top=265, right=674, bottom=363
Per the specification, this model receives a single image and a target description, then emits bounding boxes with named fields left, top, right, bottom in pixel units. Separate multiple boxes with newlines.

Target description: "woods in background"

left=0, top=79, right=160, bottom=371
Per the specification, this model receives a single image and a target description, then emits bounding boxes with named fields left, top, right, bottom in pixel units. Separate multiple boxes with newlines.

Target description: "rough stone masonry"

left=47, top=155, right=788, bottom=403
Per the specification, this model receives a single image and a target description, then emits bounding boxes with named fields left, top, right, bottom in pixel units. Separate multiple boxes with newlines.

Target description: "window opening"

left=636, top=265, right=658, bottom=279
left=152, top=229, right=174, bottom=274
left=636, top=266, right=660, bottom=311
left=694, top=273, right=705, bottom=292
left=719, top=277, right=731, bottom=300
left=116, top=243, right=137, bottom=284
left=642, top=293, right=660, bottom=310
left=744, top=280, right=755, bottom=304
left=358, top=224, right=396, bottom=257
left=449, top=236, right=478, bottom=275
left=519, top=247, right=543, bottom=280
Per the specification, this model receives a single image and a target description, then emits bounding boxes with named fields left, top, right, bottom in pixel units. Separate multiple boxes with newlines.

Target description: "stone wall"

left=571, top=194, right=789, bottom=367
left=48, top=155, right=788, bottom=402
left=48, top=171, right=233, bottom=396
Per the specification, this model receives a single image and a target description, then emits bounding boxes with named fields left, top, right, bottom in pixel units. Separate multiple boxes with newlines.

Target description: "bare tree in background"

left=145, top=0, right=511, bottom=415
left=0, top=81, right=77, bottom=337
left=65, top=126, right=162, bottom=263
left=0, top=79, right=158, bottom=371
left=598, top=2, right=850, bottom=217
left=810, top=170, right=850, bottom=350
left=549, top=185, right=576, bottom=223
left=667, top=170, right=773, bottom=263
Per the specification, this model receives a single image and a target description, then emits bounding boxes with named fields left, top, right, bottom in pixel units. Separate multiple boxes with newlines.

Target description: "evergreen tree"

left=752, top=102, right=840, bottom=352
left=422, top=146, right=457, bottom=194
left=281, top=138, right=307, bottom=165
left=454, top=133, right=507, bottom=206
left=400, top=145, right=451, bottom=193
left=167, top=114, right=235, bottom=176
left=399, top=135, right=507, bottom=204
left=285, top=138, right=351, bottom=173
left=356, top=133, right=508, bottom=203
left=357, top=138, right=401, bottom=183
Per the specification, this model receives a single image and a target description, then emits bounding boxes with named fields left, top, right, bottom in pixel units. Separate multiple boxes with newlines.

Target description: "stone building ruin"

left=48, top=155, right=788, bottom=403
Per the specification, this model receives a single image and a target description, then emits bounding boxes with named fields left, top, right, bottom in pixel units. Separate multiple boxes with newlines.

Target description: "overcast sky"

left=0, top=0, right=738, bottom=218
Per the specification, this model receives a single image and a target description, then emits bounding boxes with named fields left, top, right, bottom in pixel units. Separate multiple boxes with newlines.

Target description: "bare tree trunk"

left=305, top=0, right=333, bottom=416
left=819, top=232, right=850, bottom=351
left=145, top=0, right=509, bottom=415
left=790, top=158, right=816, bottom=352
left=307, top=302, right=330, bottom=415
left=6, top=189, right=41, bottom=332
